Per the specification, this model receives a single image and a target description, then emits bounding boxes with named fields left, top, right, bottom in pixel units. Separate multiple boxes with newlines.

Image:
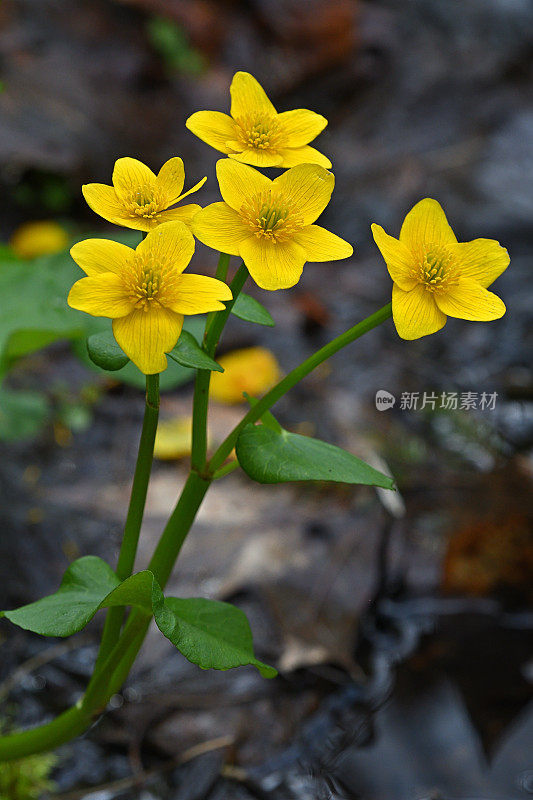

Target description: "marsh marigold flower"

left=186, top=71, right=331, bottom=169
left=10, top=220, right=69, bottom=259
left=82, top=157, right=206, bottom=232
left=193, top=160, right=353, bottom=291
left=210, top=347, right=282, bottom=404
left=68, top=222, right=232, bottom=374
left=372, top=199, right=509, bottom=340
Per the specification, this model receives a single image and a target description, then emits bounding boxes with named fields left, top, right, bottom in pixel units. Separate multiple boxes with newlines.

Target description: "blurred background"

left=0, top=1, right=532, bottom=798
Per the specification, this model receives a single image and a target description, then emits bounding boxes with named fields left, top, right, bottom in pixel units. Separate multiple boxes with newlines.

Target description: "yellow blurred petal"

left=82, top=184, right=136, bottom=228
left=112, top=306, right=183, bottom=375
left=156, top=157, right=185, bottom=204
left=435, top=279, right=506, bottom=321
left=112, top=157, right=156, bottom=201
left=159, top=204, right=202, bottom=229
left=228, top=150, right=284, bottom=167
left=293, top=224, right=353, bottom=262
left=185, top=111, right=237, bottom=154
left=392, top=284, right=447, bottom=340
left=10, top=221, right=69, bottom=259
left=210, top=347, right=282, bottom=404
left=192, top=202, right=251, bottom=256
left=166, top=274, right=232, bottom=314
left=276, top=145, right=332, bottom=169
left=276, top=109, right=328, bottom=147
left=273, top=164, right=334, bottom=226
left=399, top=198, right=457, bottom=252
left=70, top=238, right=132, bottom=276
left=230, top=71, right=277, bottom=119
left=371, top=223, right=418, bottom=291
left=216, top=159, right=272, bottom=212
left=137, top=221, right=195, bottom=275
left=68, top=273, right=133, bottom=318
left=450, top=239, right=510, bottom=288
left=154, top=416, right=195, bottom=460
left=240, top=236, right=306, bottom=291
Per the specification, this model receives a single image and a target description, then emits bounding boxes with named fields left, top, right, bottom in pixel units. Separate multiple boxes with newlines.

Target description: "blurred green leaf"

left=147, top=16, right=205, bottom=75
left=231, top=293, right=275, bottom=327
left=0, top=388, right=49, bottom=441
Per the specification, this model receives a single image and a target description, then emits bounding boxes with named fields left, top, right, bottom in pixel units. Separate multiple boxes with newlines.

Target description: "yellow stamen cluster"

left=240, top=192, right=302, bottom=243
left=122, top=253, right=179, bottom=311
left=234, top=115, right=280, bottom=151
left=125, top=184, right=165, bottom=221
left=414, top=247, right=459, bottom=293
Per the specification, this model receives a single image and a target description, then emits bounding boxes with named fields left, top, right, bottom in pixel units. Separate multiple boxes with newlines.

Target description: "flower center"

left=234, top=114, right=280, bottom=151
left=413, top=246, right=459, bottom=293
left=239, top=191, right=303, bottom=243
left=124, top=184, right=165, bottom=220
left=122, top=253, right=180, bottom=310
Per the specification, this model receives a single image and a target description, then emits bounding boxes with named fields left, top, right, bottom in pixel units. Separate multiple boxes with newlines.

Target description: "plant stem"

left=191, top=261, right=248, bottom=473
left=94, top=373, right=160, bottom=670
left=208, top=303, right=393, bottom=473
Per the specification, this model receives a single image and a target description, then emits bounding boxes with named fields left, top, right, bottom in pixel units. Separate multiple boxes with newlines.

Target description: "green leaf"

left=2, top=557, right=276, bottom=678
left=167, top=330, right=223, bottom=372
left=0, top=387, right=49, bottom=441
left=236, top=424, right=396, bottom=489
left=157, top=597, right=276, bottom=678
left=231, top=293, right=275, bottom=327
left=87, top=330, right=130, bottom=371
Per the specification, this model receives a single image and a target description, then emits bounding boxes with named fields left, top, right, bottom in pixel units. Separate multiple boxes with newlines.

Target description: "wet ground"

left=1, top=0, right=533, bottom=797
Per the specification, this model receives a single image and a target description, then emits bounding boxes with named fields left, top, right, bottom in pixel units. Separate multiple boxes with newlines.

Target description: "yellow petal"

left=228, top=149, right=284, bottom=167
left=156, top=157, right=185, bottom=204
left=392, top=284, right=447, bottom=340
left=276, top=145, right=332, bottom=169
left=82, top=184, right=135, bottom=228
left=371, top=223, right=418, bottom=291
left=137, top=221, right=195, bottom=275
left=399, top=198, right=457, bottom=252
left=154, top=416, right=195, bottom=460
left=449, top=239, right=510, bottom=288
left=175, top=176, right=207, bottom=204
left=112, top=306, right=183, bottom=375
left=159, top=204, right=202, bottom=229
left=293, top=225, right=353, bottom=261
left=273, top=164, right=334, bottom=225
left=112, top=157, right=156, bottom=201
left=70, top=238, right=132, bottom=276
left=230, top=71, right=276, bottom=119
left=210, top=347, right=282, bottom=404
left=240, top=237, right=307, bottom=291
left=192, top=202, right=251, bottom=255
left=435, top=279, right=506, bottom=321
left=10, top=221, right=69, bottom=259
left=185, top=111, right=237, bottom=154
left=166, top=274, right=232, bottom=314
left=276, top=109, right=328, bottom=147
left=68, top=273, right=133, bottom=318
left=216, top=159, right=272, bottom=212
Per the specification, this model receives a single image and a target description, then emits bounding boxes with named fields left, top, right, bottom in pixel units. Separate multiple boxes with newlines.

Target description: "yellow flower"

left=210, top=347, right=282, bottom=404
left=82, top=157, right=206, bottom=232
left=10, top=221, right=69, bottom=259
left=372, top=199, right=509, bottom=340
left=68, top=221, right=232, bottom=374
left=186, top=71, right=331, bottom=169
left=192, top=160, right=353, bottom=291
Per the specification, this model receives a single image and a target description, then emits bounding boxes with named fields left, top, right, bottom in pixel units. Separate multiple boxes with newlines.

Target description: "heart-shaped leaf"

left=231, top=293, right=275, bottom=327
left=167, top=330, right=223, bottom=372
left=236, top=424, right=395, bottom=489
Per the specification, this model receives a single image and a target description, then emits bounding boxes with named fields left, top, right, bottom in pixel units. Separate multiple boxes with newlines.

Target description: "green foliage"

left=236, top=423, right=396, bottom=489
left=0, top=748, right=56, bottom=799
left=87, top=330, right=130, bottom=371
left=2, top=557, right=275, bottom=678
left=231, top=293, right=275, bottom=327
left=167, top=330, right=223, bottom=372
left=147, top=16, right=205, bottom=76
left=0, top=388, right=49, bottom=442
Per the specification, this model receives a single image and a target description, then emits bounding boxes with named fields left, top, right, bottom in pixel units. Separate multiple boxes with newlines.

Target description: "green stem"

left=191, top=261, right=248, bottom=473
left=94, top=373, right=160, bottom=670
left=208, top=303, right=393, bottom=473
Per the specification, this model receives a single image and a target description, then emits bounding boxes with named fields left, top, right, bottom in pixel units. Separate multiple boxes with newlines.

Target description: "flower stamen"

left=239, top=191, right=303, bottom=243
left=413, top=246, right=459, bottom=293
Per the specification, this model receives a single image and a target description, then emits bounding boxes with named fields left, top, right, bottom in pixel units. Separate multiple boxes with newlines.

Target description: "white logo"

left=375, top=390, right=396, bottom=410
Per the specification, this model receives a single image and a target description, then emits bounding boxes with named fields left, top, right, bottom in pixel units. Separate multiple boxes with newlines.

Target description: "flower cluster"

left=68, top=70, right=509, bottom=374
